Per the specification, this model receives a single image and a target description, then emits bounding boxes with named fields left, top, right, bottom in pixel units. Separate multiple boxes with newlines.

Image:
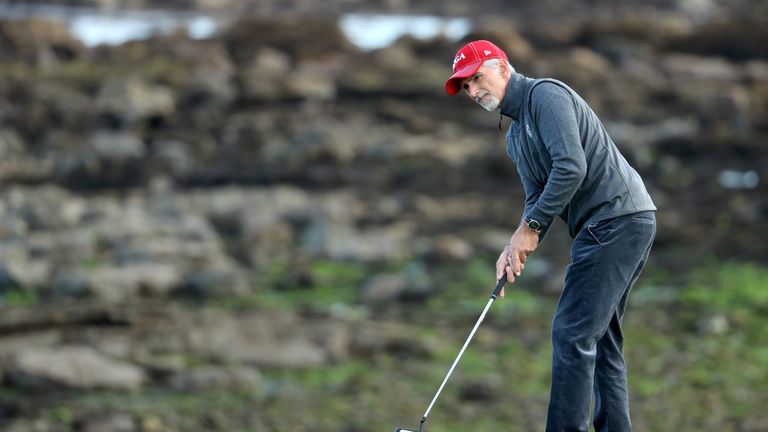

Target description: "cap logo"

left=484, top=50, right=492, bottom=56
left=452, top=52, right=466, bottom=71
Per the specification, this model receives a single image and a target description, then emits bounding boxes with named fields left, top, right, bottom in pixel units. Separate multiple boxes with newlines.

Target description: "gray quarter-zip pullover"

left=500, top=73, right=656, bottom=238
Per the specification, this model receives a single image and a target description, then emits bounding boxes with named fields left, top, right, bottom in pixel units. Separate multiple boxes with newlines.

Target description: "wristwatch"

left=525, top=217, right=542, bottom=233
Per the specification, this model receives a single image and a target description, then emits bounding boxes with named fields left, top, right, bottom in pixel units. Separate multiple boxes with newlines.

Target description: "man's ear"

left=499, top=60, right=511, bottom=79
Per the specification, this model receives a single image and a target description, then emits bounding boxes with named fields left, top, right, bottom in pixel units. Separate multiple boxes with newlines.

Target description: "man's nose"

left=466, top=82, right=480, bottom=98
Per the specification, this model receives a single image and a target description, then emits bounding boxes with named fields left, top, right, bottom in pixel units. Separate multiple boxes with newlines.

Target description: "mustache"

left=474, top=92, right=490, bottom=103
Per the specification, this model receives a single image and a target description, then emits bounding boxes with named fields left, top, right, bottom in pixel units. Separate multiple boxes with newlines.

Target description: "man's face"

left=460, top=63, right=508, bottom=112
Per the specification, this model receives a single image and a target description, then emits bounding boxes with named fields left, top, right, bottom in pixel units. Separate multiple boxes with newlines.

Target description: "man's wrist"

left=524, top=216, right=543, bottom=233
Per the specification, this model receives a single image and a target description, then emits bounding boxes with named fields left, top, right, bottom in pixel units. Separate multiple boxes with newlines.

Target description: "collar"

left=499, top=73, right=530, bottom=121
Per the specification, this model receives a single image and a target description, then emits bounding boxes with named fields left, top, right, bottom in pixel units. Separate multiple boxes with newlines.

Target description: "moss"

left=80, top=257, right=101, bottom=270
left=1, top=289, right=39, bottom=308
left=680, top=261, right=768, bottom=312
left=5, top=260, right=768, bottom=431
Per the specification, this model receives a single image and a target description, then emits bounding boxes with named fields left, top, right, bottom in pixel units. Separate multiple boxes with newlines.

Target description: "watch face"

left=528, top=220, right=541, bottom=231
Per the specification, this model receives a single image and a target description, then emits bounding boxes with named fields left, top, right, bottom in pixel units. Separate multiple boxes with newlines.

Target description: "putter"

left=394, top=275, right=507, bottom=432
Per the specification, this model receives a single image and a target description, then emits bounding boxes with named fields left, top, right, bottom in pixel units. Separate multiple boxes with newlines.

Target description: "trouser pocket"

left=585, top=211, right=655, bottom=246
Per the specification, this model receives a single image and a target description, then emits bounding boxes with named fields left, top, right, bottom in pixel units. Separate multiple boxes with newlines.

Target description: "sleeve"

left=517, top=169, right=552, bottom=242
left=525, top=83, right=587, bottom=228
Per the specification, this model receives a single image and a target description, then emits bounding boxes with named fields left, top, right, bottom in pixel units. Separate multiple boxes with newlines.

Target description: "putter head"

left=394, top=429, right=418, bottom=432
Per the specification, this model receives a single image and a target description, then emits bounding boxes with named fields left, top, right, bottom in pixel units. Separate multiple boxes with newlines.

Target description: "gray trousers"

left=545, top=211, right=656, bottom=432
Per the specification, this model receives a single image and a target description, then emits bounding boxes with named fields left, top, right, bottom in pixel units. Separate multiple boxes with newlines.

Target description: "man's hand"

left=495, top=223, right=540, bottom=296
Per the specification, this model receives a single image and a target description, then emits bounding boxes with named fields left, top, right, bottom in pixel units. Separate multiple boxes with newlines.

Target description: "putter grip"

left=492, top=276, right=506, bottom=298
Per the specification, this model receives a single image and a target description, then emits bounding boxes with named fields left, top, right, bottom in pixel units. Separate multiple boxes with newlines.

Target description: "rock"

left=519, top=19, right=584, bottom=49
left=360, top=263, right=433, bottom=302
left=151, top=140, right=196, bottom=179
left=337, top=36, right=446, bottom=96
left=185, top=310, right=350, bottom=368
left=8, top=346, right=145, bottom=391
left=4, top=185, right=87, bottom=231
left=431, top=234, right=475, bottom=262
left=673, top=81, right=752, bottom=133
left=218, top=111, right=274, bottom=166
left=286, top=114, right=379, bottom=164
left=468, top=21, right=535, bottom=62
left=315, top=190, right=366, bottom=223
left=0, top=331, right=61, bottom=357
left=568, top=47, right=614, bottom=78
left=659, top=53, right=741, bottom=82
left=458, top=377, right=500, bottom=401
left=743, top=417, right=768, bottom=432
left=177, top=42, right=237, bottom=108
left=744, top=60, right=768, bottom=82
left=169, top=366, right=263, bottom=393
left=106, top=207, right=226, bottom=264
left=0, top=211, right=29, bottom=243
left=352, top=321, right=437, bottom=359
left=191, top=186, right=311, bottom=233
left=0, top=19, right=84, bottom=64
left=605, top=118, right=699, bottom=168
left=242, top=219, right=294, bottom=266
left=284, top=62, right=337, bottom=100
left=26, top=229, right=98, bottom=272
left=84, top=263, right=184, bottom=302
left=73, top=329, right=136, bottom=361
left=0, top=250, right=50, bottom=292
left=372, top=40, right=418, bottom=70
left=250, top=46, right=292, bottom=74
left=190, top=186, right=249, bottom=234
left=0, top=128, right=38, bottom=181
left=0, top=302, right=138, bottom=336
left=376, top=99, right=437, bottom=134
left=677, top=0, right=721, bottom=20
left=34, top=82, right=95, bottom=133
left=77, top=413, right=137, bottom=432
left=139, top=415, right=166, bottom=432
left=190, top=187, right=311, bottom=266
left=303, top=219, right=413, bottom=262
left=412, top=194, right=485, bottom=224
left=340, top=62, right=390, bottom=94
left=95, top=77, right=176, bottom=124
left=663, top=21, right=768, bottom=61
left=242, top=47, right=292, bottom=101
left=360, top=274, right=407, bottom=302
left=395, top=135, right=485, bottom=166
left=221, top=18, right=355, bottom=64
left=477, top=228, right=513, bottom=254
left=54, top=131, right=146, bottom=189
left=172, top=264, right=248, bottom=300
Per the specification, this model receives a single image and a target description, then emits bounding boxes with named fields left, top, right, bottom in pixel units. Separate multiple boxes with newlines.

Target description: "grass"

left=680, top=261, right=768, bottom=312
left=3, top=260, right=768, bottom=431
left=219, top=258, right=411, bottom=312
left=34, top=57, right=190, bottom=89
left=259, top=259, right=768, bottom=431
left=1, top=288, right=39, bottom=307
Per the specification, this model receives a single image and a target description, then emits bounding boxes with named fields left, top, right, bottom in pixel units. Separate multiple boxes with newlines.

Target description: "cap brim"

left=445, top=60, right=483, bottom=95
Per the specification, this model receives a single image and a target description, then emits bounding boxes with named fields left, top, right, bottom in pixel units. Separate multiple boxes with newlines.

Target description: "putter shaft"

left=420, top=276, right=506, bottom=422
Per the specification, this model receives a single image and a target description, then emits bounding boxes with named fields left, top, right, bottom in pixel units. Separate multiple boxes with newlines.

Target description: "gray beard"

left=479, top=95, right=500, bottom=112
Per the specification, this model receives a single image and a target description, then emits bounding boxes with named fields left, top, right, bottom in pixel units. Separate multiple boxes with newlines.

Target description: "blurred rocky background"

left=0, top=0, right=767, bottom=431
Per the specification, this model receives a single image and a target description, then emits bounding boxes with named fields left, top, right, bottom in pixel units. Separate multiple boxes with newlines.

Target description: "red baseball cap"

left=445, top=40, right=508, bottom=96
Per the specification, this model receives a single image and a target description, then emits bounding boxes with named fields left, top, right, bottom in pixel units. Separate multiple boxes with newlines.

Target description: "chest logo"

left=525, top=123, right=533, bottom=138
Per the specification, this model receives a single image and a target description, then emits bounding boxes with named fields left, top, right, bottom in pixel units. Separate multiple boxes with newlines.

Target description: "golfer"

left=445, top=40, right=656, bottom=431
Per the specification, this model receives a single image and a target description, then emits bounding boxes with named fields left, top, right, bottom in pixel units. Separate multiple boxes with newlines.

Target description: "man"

left=445, top=40, right=657, bottom=431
